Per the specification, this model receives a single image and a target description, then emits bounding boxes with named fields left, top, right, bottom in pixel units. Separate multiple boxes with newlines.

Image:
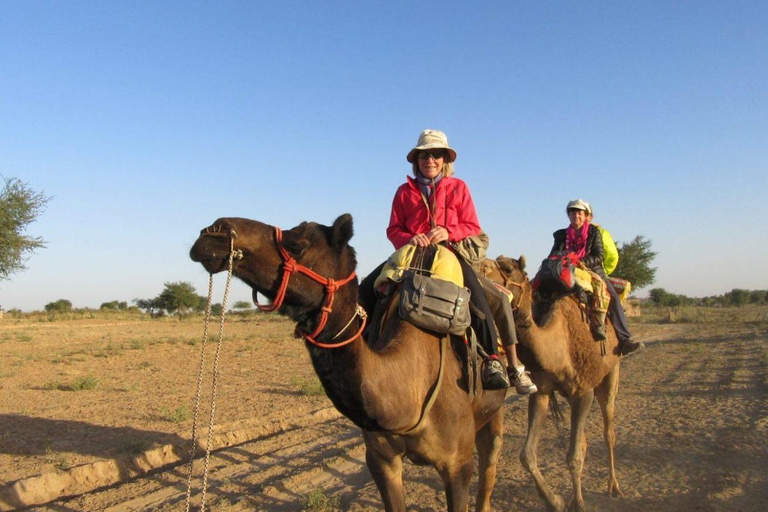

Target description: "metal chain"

left=184, top=235, right=236, bottom=512
left=183, top=273, right=214, bottom=512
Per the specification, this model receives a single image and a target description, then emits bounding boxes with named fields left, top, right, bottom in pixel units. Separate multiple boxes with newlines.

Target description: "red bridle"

left=254, top=227, right=365, bottom=348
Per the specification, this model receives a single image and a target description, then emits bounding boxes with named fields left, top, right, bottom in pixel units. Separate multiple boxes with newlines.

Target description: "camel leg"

left=595, top=364, right=623, bottom=497
left=566, top=391, right=594, bottom=512
left=520, top=392, right=565, bottom=512
left=437, top=455, right=474, bottom=512
left=363, top=433, right=406, bottom=512
left=474, top=407, right=505, bottom=512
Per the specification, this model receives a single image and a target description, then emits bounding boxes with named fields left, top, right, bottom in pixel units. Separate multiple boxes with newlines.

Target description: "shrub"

left=161, top=405, right=192, bottom=423
left=43, top=380, right=65, bottom=390
left=70, top=375, right=100, bottom=391
left=44, top=299, right=73, bottom=313
left=302, top=487, right=339, bottom=512
left=129, top=339, right=147, bottom=350
left=291, top=376, right=325, bottom=396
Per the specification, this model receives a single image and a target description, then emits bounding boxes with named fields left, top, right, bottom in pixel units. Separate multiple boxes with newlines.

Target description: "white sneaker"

left=509, top=365, right=537, bottom=395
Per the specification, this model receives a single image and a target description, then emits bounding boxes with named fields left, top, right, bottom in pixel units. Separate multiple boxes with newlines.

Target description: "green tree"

left=156, top=281, right=205, bottom=317
left=725, top=288, right=750, bottom=307
left=613, top=235, right=657, bottom=291
left=648, top=288, right=670, bottom=305
left=45, top=299, right=73, bottom=313
left=0, top=177, right=51, bottom=281
left=134, top=297, right=163, bottom=318
left=232, top=300, right=252, bottom=311
left=100, top=300, right=129, bottom=311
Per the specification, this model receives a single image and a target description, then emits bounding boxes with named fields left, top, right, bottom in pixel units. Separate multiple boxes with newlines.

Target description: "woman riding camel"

left=549, top=199, right=644, bottom=356
left=363, top=129, right=536, bottom=393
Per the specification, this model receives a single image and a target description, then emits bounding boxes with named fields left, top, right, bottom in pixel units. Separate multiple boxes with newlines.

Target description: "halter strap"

left=492, top=260, right=534, bottom=325
left=254, top=227, right=364, bottom=347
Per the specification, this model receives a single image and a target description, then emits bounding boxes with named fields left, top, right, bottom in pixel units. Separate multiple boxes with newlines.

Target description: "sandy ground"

left=1, top=315, right=766, bottom=511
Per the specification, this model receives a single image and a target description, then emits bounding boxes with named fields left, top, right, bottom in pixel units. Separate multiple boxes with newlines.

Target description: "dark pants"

left=457, top=257, right=500, bottom=356
left=358, top=258, right=500, bottom=357
left=605, top=279, right=632, bottom=343
left=359, top=262, right=385, bottom=319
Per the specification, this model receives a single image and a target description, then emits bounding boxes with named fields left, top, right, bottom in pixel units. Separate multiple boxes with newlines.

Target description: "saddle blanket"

left=375, top=244, right=464, bottom=289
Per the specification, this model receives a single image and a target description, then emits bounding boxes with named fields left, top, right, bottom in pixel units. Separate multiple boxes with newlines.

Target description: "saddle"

left=533, top=254, right=609, bottom=323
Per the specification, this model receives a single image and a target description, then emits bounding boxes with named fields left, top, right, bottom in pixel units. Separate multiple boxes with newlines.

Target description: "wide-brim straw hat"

left=406, top=129, right=457, bottom=163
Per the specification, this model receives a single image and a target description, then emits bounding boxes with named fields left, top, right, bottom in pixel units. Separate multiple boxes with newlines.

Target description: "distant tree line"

left=100, top=300, right=129, bottom=310
left=31, top=282, right=252, bottom=317
left=134, top=281, right=208, bottom=318
left=133, top=282, right=253, bottom=319
left=648, top=288, right=768, bottom=307
left=42, top=299, right=137, bottom=313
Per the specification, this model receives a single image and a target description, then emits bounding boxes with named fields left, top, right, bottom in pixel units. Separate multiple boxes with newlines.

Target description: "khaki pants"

left=478, top=275, right=518, bottom=347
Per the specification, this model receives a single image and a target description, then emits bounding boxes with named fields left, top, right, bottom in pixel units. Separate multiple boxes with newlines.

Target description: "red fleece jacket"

left=386, top=175, right=481, bottom=249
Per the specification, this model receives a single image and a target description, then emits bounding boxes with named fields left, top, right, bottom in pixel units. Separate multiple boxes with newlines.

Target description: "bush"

left=161, top=405, right=192, bottom=423
left=291, top=376, right=326, bottom=396
left=44, top=299, right=73, bottom=313
left=302, top=487, right=339, bottom=512
left=70, top=375, right=100, bottom=391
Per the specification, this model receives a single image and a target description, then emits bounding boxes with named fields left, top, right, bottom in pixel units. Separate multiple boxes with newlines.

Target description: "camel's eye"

left=282, top=238, right=310, bottom=259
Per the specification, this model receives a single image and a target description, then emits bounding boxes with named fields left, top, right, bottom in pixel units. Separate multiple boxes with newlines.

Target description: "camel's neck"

left=515, top=297, right=571, bottom=373
left=301, top=289, right=440, bottom=432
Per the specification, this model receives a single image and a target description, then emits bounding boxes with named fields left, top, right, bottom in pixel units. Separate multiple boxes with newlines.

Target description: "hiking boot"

left=482, top=358, right=510, bottom=390
left=620, top=338, right=645, bottom=356
left=509, top=365, right=537, bottom=395
left=592, top=323, right=607, bottom=341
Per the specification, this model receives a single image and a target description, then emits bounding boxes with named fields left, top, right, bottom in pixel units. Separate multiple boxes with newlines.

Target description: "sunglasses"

left=418, top=150, right=446, bottom=160
left=567, top=208, right=586, bottom=214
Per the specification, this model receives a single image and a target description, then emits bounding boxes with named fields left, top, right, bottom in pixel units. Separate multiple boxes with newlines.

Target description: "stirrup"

left=482, top=359, right=510, bottom=390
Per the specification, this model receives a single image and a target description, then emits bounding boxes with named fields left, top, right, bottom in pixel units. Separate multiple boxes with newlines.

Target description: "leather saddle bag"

left=398, top=270, right=471, bottom=336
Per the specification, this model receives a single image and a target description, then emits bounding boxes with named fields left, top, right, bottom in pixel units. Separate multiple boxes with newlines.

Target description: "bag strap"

left=401, top=334, right=448, bottom=434
left=419, top=187, right=438, bottom=229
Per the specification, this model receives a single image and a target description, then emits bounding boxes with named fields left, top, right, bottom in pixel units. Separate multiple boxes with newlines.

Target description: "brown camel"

left=479, top=255, right=624, bottom=512
left=189, top=214, right=507, bottom=512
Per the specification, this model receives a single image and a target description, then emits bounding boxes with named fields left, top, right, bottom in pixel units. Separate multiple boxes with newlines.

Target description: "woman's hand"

left=409, top=233, right=431, bottom=247
left=427, top=226, right=449, bottom=244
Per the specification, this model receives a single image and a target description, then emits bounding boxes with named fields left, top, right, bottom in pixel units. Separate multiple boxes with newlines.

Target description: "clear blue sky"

left=1, top=1, right=766, bottom=311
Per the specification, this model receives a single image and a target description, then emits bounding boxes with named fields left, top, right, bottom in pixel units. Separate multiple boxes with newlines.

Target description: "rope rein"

left=492, top=260, right=535, bottom=325
left=184, top=232, right=237, bottom=512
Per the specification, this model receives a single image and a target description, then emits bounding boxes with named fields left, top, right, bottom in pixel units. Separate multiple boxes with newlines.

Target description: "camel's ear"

left=331, top=213, right=354, bottom=248
left=519, top=255, right=527, bottom=271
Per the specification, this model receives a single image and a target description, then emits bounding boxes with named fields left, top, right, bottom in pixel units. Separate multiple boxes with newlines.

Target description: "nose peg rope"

left=184, top=233, right=237, bottom=512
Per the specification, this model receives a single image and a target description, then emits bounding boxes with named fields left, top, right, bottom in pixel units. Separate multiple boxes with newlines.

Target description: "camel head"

left=494, top=255, right=533, bottom=311
left=495, top=254, right=527, bottom=279
left=189, top=214, right=358, bottom=321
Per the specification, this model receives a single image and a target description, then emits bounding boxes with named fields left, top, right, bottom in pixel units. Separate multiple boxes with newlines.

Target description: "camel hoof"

left=566, top=496, right=587, bottom=512
left=546, top=495, right=565, bottom=512
left=608, top=480, right=624, bottom=497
